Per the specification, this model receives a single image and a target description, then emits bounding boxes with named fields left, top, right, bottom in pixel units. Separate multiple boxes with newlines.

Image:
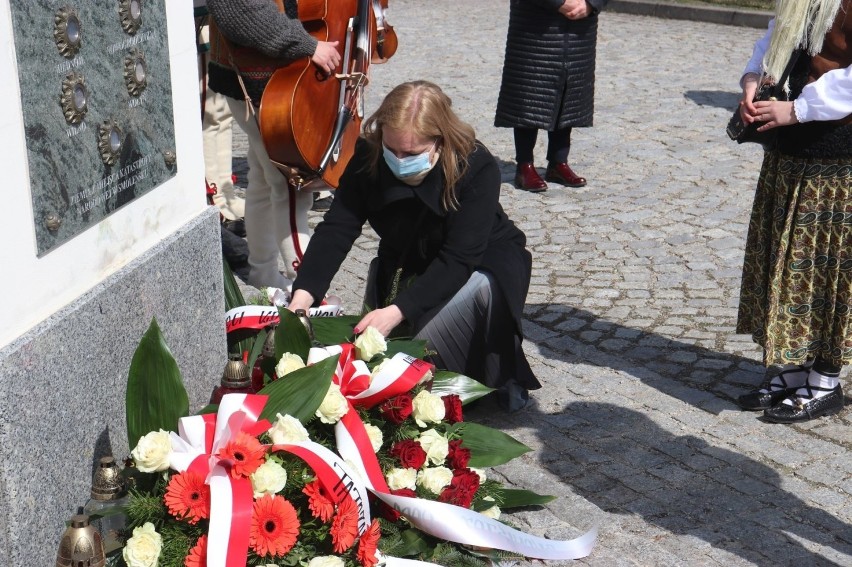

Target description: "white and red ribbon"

left=168, top=394, right=271, bottom=567
left=225, top=304, right=343, bottom=336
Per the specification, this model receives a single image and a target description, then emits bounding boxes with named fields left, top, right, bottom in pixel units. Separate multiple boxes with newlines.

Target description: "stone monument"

left=0, top=1, right=224, bottom=562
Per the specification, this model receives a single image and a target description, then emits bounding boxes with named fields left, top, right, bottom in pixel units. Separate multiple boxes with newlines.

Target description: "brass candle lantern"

left=56, top=514, right=106, bottom=567
left=295, top=309, right=315, bottom=341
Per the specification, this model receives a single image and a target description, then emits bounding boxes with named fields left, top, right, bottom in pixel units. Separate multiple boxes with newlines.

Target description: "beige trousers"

left=227, top=97, right=312, bottom=287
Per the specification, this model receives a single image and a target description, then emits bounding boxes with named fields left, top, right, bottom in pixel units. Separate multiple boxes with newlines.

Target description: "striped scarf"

left=764, top=0, right=843, bottom=84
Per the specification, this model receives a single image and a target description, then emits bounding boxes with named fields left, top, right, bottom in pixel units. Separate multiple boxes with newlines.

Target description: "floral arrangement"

left=108, top=308, right=595, bottom=567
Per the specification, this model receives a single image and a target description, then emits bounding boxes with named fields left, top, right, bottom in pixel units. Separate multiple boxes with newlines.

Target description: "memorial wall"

left=0, top=1, right=225, bottom=561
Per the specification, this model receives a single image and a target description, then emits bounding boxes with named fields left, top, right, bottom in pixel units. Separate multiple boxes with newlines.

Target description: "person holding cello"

left=206, top=0, right=341, bottom=288
left=287, top=81, right=542, bottom=412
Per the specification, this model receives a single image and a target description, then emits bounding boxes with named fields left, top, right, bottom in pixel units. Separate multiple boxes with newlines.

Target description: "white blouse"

left=742, top=18, right=852, bottom=123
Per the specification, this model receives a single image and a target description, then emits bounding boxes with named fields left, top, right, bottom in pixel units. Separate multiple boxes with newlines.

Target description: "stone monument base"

left=0, top=208, right=225, bottom=563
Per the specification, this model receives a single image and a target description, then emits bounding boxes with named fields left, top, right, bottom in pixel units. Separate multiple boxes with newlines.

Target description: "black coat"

left=494, top=0, right=608, bottom=130
left=294, top=140, right=532, bottom=331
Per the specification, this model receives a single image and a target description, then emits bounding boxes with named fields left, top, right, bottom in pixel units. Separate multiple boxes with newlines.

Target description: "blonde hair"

left=362, top=81, right=476, bottom=211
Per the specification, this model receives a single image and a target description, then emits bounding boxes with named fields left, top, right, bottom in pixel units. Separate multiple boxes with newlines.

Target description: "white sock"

left=761, top=361, right=813, bottom=393
left=781, top=368, right=840, bottom=406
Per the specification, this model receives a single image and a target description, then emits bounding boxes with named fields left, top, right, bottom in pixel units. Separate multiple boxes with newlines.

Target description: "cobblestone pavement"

left=232, top=2, right=852, bottom=565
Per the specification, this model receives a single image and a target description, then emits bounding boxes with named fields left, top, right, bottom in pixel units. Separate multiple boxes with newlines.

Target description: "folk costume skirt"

left=736, top=150, right=852, bottom=367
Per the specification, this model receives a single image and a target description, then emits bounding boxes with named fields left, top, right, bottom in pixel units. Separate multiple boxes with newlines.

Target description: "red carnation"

left=446, top=439, right=471, bottom=469
left=438, top=468, right=480, bottom=509
left=442, top=394, right=464, bottom=423
left=389, top=439, right=427, bottom=470
left=380, top=488, right=416, bottom=522
left=378, top=393, right=413, bottom=424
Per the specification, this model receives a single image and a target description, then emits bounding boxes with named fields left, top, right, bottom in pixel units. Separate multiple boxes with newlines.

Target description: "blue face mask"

left=382, top=142, right=435, bottom=179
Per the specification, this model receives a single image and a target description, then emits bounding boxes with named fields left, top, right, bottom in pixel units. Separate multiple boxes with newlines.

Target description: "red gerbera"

left=184, top=535, right=207, bottom=567
left=303, top=480, right=334, bottom=522
left=357, top=519, right=381, bottom=567
left=164, top=471, right=211, bottom=524
left=217, top=431, right=266, bottom=478
left=330, top=496, right=360, bottom=553
left=250, top=494, right=300, bottom=557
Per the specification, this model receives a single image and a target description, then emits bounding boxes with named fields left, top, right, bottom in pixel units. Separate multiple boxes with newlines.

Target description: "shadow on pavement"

left=466, top=400, right=852, bottom=566
left=524, top=304, right=768, bottom=415
left=684, top=89, right=740, bottom=110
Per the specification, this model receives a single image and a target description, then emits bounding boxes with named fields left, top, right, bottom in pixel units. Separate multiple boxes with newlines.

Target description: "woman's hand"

left=312, top=41, right=340, bottom=74
left=559, top=0, right=592, bottom=19
left=354, top=306, right=404, bottom=337
left=287, top=289, right=315, bottom=313
left=752, top=100, right=799, bottom=131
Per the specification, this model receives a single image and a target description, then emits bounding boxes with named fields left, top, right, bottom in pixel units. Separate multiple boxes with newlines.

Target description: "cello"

left=259, top=0, right=397, bottom=189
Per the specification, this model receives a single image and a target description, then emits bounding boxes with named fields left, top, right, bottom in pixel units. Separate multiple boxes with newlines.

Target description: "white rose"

left=122, top=522, right=162, bottom=567
left=470, top=467, right=487, bottom=483
left=316, top=383, right=349, bottom=424
left=364, top=423, right=384, bottom=452
left=417, top=429, right=449, bottom=465
left=131, top=430, right=172, bottom=473
left=250, top=460, right=288, bottom=498
left=268, top=413, right=310, bottom=445
left=411, top=390, right=445, bottom=427
left=481, top=502, right=501, bottom=520
left=385, top=467, right=418, bottom=491
left=354, top=326, right=387, bottom=361
left=417, top=466, right=454, bottom=495
left=275, top=352, right=305, bottom=378
left=308, top=557, right=345, bottom=567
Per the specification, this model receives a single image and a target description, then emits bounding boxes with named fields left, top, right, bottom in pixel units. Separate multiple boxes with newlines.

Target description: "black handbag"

left=726, top=50, right=800, bottom=148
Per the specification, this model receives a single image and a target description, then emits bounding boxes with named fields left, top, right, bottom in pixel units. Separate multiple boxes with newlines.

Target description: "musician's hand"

left=353, top=306, right=404, bottom=338
left=312, top=41, right=341, bottom=74
left=560, top=0, right=591, bottom=19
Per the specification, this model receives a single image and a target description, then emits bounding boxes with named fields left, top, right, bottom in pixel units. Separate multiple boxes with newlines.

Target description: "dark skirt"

left=736, top=151, right=852, bottom=366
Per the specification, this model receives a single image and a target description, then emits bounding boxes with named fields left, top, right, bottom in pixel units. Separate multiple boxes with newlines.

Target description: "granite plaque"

left=10, top=1, right=177, bottom=255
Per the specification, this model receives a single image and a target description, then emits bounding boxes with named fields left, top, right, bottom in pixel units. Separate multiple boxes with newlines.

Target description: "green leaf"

left=258, top=356, right=337, bottom=423
left=125, top=318, right=189, bottom=450
left=222, top=256, right=246, bottom=311
left=275, top=308, right=311, bottom=361
left=384, top=339, right=428, bottom=360
left=310, top=315, right=360, bottom=345
left=246, top=327, right=268, bottom=371
left=491, top=487, right=556, bottom=508
left=396, top=528, right=433, bottom=556
left=430, top=371, right=494, bottom=404
left=448, top=422, right=531, bottom=467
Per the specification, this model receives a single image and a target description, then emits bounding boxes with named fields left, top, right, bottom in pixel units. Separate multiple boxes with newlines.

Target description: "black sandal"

left=763, top=383, right=844, bottom=423
left=736, top=366, right=806, bottom=411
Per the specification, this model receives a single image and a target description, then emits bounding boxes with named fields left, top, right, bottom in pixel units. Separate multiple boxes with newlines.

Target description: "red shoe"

left=545, top=162, right=587, bottom=187
left=513, top=162, right=547, bottom=192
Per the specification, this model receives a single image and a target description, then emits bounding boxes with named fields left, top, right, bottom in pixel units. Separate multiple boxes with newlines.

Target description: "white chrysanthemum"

left=250, top=460, right=288, bottom=498
left=308, top=556, right=345, bottom=567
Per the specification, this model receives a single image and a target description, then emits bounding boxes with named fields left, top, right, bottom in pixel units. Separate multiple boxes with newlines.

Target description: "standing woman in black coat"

left=288, top=81, right=541, bottom=411
left=495, top=0, right=609, bottom=192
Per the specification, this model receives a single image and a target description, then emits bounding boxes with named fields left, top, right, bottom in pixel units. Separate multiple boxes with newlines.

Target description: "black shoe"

left=312, top=196, right=333, bottom=212
left=763, top=385, right=844, bottom=423
left=736, top=365, right=808, bottom=411
left=222, top=218, right=246, bottom=237
left=497, top=380, right=530, bottom=413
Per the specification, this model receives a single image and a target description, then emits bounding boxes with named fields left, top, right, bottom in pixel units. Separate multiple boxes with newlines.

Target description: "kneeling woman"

left=288, top=81, right=540, bottom=411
